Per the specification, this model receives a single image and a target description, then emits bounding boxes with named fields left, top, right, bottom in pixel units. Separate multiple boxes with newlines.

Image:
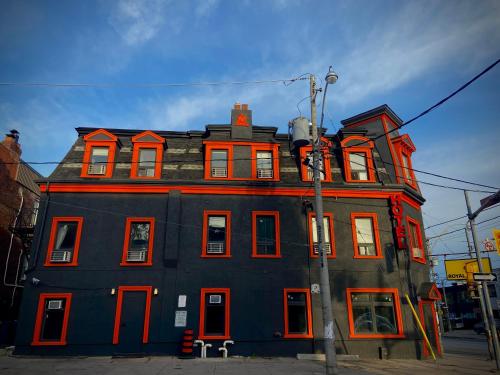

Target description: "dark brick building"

left=14, top=104, right=440, bottom=358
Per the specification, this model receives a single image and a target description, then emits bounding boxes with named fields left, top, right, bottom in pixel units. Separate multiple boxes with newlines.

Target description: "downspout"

left=2, top=189, right=24, bottom=288
left=25, top=181, right=50, bottom=274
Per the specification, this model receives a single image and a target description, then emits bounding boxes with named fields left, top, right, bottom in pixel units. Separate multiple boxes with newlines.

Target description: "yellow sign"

left=444, top=258, right=492, bottom=280
left=493, top=229, right=500, bottom=255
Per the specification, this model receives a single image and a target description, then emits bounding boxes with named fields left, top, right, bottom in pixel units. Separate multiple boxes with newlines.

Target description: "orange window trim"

left=112, top=286, right=153, bottom=345
left=283, top=288, right=313, bottom=339
left=418, top=300, right=442, bottom=356
left=32, top=293, right=72, bottom=346
left=308, top=212, right=336, bottom=259
left=346, top=288, right=405, bottom=339
left=250, top=144, right=280, bottom=181
left=341, top=136, right=376, bottom=183
left=299, top=145, right=332, bottom=182
left=251, top=211, right=281, bottom=258
left=44, top=217, right=84, bottom=267
left=406, top=216, right=426, bottom=264
left=198, top=288, right=231, bottom=340
left=130, top=143, right=163, bottom=180
left=81, top=129, right=118, bottom=178
left=120, top=217, right=155, bottom=266
left=351, top=212, right=383, bottom=259
left=201, top=210, right=231, bottom=258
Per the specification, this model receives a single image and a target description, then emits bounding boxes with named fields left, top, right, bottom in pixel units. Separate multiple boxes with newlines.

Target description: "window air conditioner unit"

left=139, top=168, right=155, bottom=177
left=257, top=169, right=273, bottom=178
left=88, top=164, right=107, bottom=175
left=412, top=247, right=423, bottom=258
left=209, top=295, right=222, bottom=304
left=127, top=250, right=147, bottom=262
left=313, top=243, right=332, bottom=254
left=207, top=242, right=225, bottom=254
left=47, top=300, right=63, bottom=310
left=211, top=167, right=227, bottom=177
left=51, top=250, right=72, bottom=263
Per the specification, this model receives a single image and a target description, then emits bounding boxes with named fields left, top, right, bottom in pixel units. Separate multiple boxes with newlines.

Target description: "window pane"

left=256, top=215, right=275, bottom=255
left=41, top=299, right=66, bottom=341
left=355, top=217, right=376, bottom=255
left=129, top=222, right=150, bottom=250
left=54, top=222, right=78, bottom=251
left=257, top=151, right=272, bottom=170
left=90, top=147, right=109, bottom=164
left=353, top=305, right=374, bottom=333
left=374, top=306, right=397, bottom=333
left=307, top=152, right=325, bottom=180
left=312, top=217, right=331, bottom=243
left=402, top=154, right=411, bottom=180
left=287, top=292, right=308, bottom=334
left=207, top=216, right=226, bottom=254
left=138, top=149, right=156, bottom=176
left=351, top=293, right=370, bottom=302
left=205, top=293, right=226, bottom=335
left=211, top=150, right=228, bottom=169
left=409, top=222, right=423, bottom=259
left=350, top=152, right=368, bottom=180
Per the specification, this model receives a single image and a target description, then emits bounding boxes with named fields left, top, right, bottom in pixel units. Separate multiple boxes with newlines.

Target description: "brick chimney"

left=231, top=103, right=252, bottom=139
left=1, top=130, right=22, bottom=179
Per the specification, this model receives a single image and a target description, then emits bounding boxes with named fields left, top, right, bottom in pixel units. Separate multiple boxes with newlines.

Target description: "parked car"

left=473, top=319, right=500, bottom=335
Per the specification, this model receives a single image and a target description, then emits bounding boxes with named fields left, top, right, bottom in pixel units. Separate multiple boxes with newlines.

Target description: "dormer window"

left=81, top=129, right=118, bottom=178
left=392, top=134, right=417, bottom=188
left=341, top=136, right=376, bottom=183
left=256, top=151, right=273, bottom=178
left=299, top=143, right=332, bottom=183
left=211, top=150, right=228, bottom=178
left=131, top=131, right=165, bottom=180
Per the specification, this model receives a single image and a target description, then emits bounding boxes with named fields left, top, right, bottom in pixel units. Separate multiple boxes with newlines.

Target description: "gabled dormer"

left=392, top=134, right=418, bottom=189
left=130, top=131, right=166, bottom=180
left=81, top=129, right=120, bottom=178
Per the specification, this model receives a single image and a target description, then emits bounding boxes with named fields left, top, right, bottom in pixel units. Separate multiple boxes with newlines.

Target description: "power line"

left=427, top=215, right=500, bottom=240
left=425, top=203, right=499, bottom=230
left=0, top=77, right=308, bottom=88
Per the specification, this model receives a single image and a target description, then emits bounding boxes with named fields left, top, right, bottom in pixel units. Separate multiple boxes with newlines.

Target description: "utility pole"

left=465, top=190, right=500, bottom=368
left=440, top=278, right=452, bottom=332
left=310, top=74, right=338, bottom=375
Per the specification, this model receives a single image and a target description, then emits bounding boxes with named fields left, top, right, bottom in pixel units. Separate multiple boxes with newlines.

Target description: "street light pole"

left=309, top=73, right=338, bottom=375
left=464, top=190, right=500, bottom=368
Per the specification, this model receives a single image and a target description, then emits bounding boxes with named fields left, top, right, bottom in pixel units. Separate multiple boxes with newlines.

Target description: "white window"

left=211, top=150, right=228, bottom=177
left=354, top=217, right=376, bottom=256
left=256, top=151, right=273, bottom=178
left=402, top=154, right=412, bottom=181
left=307, top=152, right=325, bottom=180
left=312, top=216, right=332, bottom=254
left=88, top=147, right=109, bottom=175
left=138, top=148, right=157, bottom=177
left=350, top=152, right=368, bottom=181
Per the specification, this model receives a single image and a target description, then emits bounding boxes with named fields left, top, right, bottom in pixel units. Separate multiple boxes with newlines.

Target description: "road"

left=442, top=334, right=489, bottom=357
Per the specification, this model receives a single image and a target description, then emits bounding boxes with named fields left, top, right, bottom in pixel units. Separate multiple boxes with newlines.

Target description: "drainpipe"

left=218, top=340, right=234, bottom=358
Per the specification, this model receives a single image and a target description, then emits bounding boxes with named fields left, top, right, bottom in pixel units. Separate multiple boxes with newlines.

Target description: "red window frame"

left=346, top=288, right=405, bottom=339
left=406, top=216, right=426, bottom=264
left=130, top=131, right=165, bottom=180
left=299, top=145, right=332, bottom=182
left=120, top=217, right=155, bottom=266
left=392, top=134, right=417, bottom=188
left=351, top=213, right=383, bottom=259
left=252, top=211, right=281, bottom=258
left=283, top=288, right=313, bottom=339
left=32, top=293, right=72, bottom=346
left=201, top=210, right=231, bottom=258
left=341, top=136, right=376, bottom=183
left=308, top=212, right=336, bottom=258
left=80, top=129, right=118, bottom=178
left=198, top=288, right=231, bottom=340
left=250, top=144, right=280, bottom=181
left=44, top=217, right=83, bottom=267
left=112, top=286, right=153, bottom=345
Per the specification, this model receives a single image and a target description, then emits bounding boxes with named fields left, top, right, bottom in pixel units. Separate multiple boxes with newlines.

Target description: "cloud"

left=108, top=0, right=169, bottom=46
left=195, top=0, right=220, bottom=19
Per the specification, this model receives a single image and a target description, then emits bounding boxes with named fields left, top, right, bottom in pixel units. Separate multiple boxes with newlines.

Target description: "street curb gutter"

left=297, top=353, right=359, bottom=361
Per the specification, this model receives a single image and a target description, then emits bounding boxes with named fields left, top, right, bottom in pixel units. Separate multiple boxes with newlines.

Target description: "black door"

left=117, top=291, right=147, bottom=354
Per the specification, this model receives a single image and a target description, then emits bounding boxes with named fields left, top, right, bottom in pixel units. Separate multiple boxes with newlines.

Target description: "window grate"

left=127, top=250, right=147, bottom=262
left=207, top=242, right=225, bottom=254
left=50, top=250, right=72, bottom=263
left=313, top=242, right=332, bottom=255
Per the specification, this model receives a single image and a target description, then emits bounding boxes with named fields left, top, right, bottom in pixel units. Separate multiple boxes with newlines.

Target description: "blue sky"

left=1, top=0, right=499, bottom=276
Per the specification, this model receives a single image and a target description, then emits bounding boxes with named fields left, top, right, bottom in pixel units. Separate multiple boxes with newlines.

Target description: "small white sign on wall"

left=178, top=295, right=187, bottom=308
left=175, top=310, right=187, bottom=327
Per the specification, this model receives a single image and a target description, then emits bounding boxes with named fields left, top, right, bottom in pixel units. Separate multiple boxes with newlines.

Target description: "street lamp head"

left=325, top=66, right=338, bottom=85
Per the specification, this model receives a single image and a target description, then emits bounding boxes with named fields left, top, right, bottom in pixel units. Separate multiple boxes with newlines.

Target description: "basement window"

left=346, top=288, right=404, bottom=338
left=32, top=293, right=72, bottom=346
left=283, top=289, right=312, bottom=338
left=199, top=288, right=230, bottom=339
left=252, top=211, right=280, bottom=258
left=45, top=217, right=83, bottom=266
left=121, top=218, right=154, bottom=266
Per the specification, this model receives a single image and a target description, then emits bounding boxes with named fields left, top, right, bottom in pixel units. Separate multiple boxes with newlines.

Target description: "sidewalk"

left=0, top=354, right=498, bottom=375
left=443, top=329, right=485, bottom=340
